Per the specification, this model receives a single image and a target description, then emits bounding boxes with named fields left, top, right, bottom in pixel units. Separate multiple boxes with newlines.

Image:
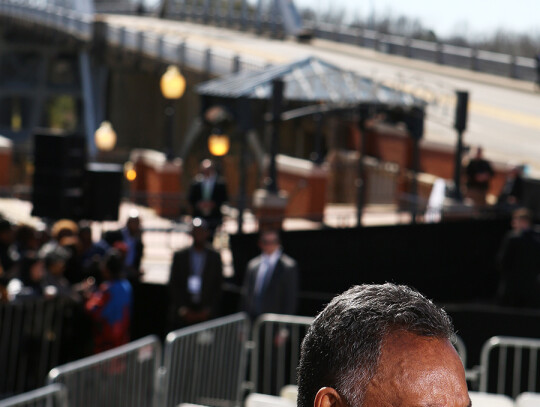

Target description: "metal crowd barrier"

left=250, top=314, right=313, bottom=395
left=0, top=297, right=69, bottom=397
left=48, top=335, right=162, bottom=407
left=479, top=336, right=540, bottom=398
left=0, top=311, right=467, bottom=407
left=161, top=313, right=250, bottom=407
left=0, top=384, right=67, bottom=407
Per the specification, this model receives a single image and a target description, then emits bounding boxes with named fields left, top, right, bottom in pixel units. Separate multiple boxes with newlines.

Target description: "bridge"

left=0, top=0, right=539, bottom=172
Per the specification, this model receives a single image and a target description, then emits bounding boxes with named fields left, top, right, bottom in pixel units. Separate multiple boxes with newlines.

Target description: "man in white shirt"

left=167, top=218, right=223, bottom=329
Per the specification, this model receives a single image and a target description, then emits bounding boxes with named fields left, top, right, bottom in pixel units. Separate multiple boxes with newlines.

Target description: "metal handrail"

left=0, top=383, right=68, bottom=407
left=48, top=335, right=163, bottom=407
left=479, top=335, right=540, bottom=397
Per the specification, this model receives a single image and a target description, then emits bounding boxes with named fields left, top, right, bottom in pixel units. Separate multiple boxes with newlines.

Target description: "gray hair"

left=296, top=283, right=454, bottom=407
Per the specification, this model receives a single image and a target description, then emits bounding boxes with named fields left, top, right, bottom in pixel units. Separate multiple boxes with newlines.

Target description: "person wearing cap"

left=39, top=219, right=81, bottom=284
left=42, top=246, right=82, bottom=302
left=167, top=218, right=224, bottom=329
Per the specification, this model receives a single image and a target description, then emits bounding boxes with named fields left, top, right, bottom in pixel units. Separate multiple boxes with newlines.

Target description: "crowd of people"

left=0, top=211, right=144, bottom=354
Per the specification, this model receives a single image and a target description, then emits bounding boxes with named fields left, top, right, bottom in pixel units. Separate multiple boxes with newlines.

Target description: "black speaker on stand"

left=84, top=163, right=123, bottom=221
left=32, top=132, right=87, bottom=220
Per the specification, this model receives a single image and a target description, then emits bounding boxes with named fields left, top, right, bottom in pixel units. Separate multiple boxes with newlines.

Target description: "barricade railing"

left=0, top=383, right=67, bottom=407
left=304, top=19, right=537, bottom=82
left=48, top=335, right=162, bottom=407
left=161, top=312, right=250, bottom=407
left=479, top=336, right=540, bottom=398
left=250, top=314, right=313, bottom=396
left=0, top=297, right=70, bottom=397
left=453, top=335, right=467, bottom=369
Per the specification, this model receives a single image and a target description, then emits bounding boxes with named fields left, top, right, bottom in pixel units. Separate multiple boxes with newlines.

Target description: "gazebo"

left=192, top=56, right=426, bottom=229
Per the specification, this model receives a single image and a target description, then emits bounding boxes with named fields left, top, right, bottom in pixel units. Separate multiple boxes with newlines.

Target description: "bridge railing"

left=305, top=19, right=537, bottom=83
left=104, top=23, right=267, bottom=76
left=96, top=0, right=303, bottom=38
left=0, top=0, right=94, bottom=40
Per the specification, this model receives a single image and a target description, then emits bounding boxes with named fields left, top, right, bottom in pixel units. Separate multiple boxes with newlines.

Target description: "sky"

left=293, top=0, right=540, bottom=39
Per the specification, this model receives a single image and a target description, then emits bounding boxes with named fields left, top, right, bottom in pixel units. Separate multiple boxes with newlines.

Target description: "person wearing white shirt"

left=168, top=218, right=223, bottom=329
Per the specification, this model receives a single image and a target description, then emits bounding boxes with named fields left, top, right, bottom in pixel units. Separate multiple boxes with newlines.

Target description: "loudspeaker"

left=32, top=132, right=86, bottom=220
left=405, top=106, right=425, bottom=140
left=522, top=178, right=540, bottom=221
left=454, top=91, right=469, bottom=132
left=84, top=163, right=123, bottom=221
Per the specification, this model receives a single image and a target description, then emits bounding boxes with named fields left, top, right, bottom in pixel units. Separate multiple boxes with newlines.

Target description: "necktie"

left=254, top=258, right=271, bottom=315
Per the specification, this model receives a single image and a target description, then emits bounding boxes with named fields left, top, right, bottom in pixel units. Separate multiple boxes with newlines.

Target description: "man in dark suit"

left=241, top=230, right=299, bottom=320
left=168, top=218, right=224, bottom=329
left=188, top=159, right=228, bottom=238
left=465, top=147, right=494, bottom=207
left=497, top=208, right=540, bottom=307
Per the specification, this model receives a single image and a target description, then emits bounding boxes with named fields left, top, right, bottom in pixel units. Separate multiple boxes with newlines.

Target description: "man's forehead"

left=363, top=331, right=469, bottom=407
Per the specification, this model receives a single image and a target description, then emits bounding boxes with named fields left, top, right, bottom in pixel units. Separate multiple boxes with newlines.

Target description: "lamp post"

left=160, top=65, right=186, bottom=161
left=205, top=105, right=232, bottom=157
left=266, top=78, right=284, bottom=193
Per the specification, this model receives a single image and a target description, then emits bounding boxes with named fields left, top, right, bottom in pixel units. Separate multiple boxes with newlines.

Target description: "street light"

left=160, top=65, right=186, bottom=160
left=94, top=121, right=117, bottom=152
left=208, top=129, right=230, bottom=156
left=205, top=105, right=232, bottom=157
left=124, top=161, right=137, bottom=182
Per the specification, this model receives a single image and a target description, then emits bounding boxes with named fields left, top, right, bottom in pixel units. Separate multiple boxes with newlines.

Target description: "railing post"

left=255, top=0, right=263, bottom=35
left=436, top=42, right=444, bottom=64
left=471, top=48, right=479, bottom=71
left=510, top=55, right=518, bottom=78
left=232, top=55, right=241, bottom=73
left=204, top=48, right=212, bottom=77
left=271, top=0, right=278, bottom=38
left=203, top=0, right=210, bottom=24
left=241, top=0, right=248, bottom=31
left=177, top=41, right=186, bottom=68
left=227, top=0, right=234, bottom=27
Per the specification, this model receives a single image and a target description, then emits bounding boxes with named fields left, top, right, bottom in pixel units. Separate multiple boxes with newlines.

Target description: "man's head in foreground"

left=297, top=283, right=469, bottom=407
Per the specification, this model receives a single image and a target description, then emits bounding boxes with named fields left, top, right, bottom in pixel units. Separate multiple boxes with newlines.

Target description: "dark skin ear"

left=314, top=387, right=347, bottom=407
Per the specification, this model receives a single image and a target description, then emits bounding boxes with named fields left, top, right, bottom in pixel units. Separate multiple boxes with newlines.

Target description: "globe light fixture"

left=124, top=161, right=137, bottom=182
left=94, top=121, right=117, bottom=152
left=160, top=65, right=186, bottom=100
left=208, top=130, right=230, bottom=156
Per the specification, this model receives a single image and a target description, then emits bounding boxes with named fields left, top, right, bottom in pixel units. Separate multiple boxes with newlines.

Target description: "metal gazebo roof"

left=197, top=56, right=425, bottom=107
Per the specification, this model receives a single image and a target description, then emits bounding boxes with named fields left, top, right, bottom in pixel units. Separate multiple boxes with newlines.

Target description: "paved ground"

left=0, top=198, right=409, bottom=284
